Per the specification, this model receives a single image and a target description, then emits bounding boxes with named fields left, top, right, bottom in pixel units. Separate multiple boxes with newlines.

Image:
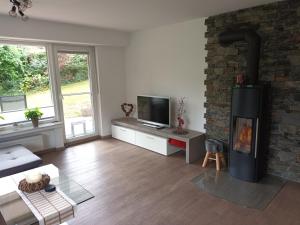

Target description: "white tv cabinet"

left=111, top=118, right=206, bottom=163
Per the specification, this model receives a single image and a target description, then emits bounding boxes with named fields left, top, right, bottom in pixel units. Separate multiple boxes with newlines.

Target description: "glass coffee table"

left=0, top=164, right=93, bottom=225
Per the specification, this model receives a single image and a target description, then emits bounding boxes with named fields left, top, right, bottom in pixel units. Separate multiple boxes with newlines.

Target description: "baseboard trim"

left=36, top=147, right=65, bottom=155
left=100, top=135, right=112, bottom=139
left=65, top=135, right=101, bottom=147
left=37, top=135, right=112, bottom=152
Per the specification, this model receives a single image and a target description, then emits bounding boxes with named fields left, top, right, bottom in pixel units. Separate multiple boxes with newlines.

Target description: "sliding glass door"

left=54, top=46, right=98, bottom=142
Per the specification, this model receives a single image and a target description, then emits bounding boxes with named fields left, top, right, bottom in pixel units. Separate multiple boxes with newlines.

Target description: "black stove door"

left=229, top=116, right=259, bottom=182
left=229, top=87, right=262, bottom=182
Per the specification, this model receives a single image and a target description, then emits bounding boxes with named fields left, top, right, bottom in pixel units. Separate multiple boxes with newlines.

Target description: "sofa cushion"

left=0, top=145, right=42, bottom=178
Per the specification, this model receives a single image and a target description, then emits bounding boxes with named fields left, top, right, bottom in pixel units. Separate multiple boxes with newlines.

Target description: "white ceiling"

left=0, top=0, right=278, bottom=31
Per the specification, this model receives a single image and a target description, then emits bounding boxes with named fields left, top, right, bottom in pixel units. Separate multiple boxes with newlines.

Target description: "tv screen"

left=137, top=95, right=170, bottom=127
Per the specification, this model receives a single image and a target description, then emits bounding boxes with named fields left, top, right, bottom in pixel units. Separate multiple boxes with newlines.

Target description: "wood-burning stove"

left=218, top=28, right=270, bottom=182
left=229, top=85, right=268, bottom=182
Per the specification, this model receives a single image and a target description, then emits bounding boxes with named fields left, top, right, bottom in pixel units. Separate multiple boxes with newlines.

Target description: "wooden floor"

left=40, top=139, right=300, bottom=225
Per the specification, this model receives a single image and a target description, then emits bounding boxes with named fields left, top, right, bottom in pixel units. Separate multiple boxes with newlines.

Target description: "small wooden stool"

left=202, top=139, right=226, bottom=171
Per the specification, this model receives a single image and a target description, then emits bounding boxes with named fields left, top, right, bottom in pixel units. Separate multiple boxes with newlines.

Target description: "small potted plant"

left=24, top=108, right=43, bottom=128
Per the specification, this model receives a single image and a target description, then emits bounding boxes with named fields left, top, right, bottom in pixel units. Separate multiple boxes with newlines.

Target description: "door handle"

left=254, top=118, right=259, bottom=158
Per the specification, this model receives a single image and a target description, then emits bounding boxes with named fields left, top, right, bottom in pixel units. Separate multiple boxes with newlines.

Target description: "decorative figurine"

left=177, top=116, right=185, bottom=134
left=236, top=74, right=245, bottom=86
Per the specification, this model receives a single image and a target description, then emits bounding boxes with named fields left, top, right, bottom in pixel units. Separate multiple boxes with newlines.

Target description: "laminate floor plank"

left=40, top=139, right=300, bottom=225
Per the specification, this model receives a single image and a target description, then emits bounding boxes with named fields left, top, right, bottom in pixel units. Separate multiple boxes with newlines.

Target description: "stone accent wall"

left=204, top=0, right=300, bottom=182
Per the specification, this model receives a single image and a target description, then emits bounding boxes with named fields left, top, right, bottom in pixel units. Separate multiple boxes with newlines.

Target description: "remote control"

left=45, top=184, right=56, bottom=192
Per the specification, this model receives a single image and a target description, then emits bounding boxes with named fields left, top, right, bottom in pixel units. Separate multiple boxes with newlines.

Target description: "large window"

left=0, top=43, right=54, bottom=125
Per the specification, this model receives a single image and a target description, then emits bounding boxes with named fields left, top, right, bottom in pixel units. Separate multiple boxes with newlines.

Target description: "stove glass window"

left=233, top=117, right=253, bottom=154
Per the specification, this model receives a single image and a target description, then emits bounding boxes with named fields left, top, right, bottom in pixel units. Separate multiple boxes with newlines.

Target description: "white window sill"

left=0, top=121, right=63, bottom=140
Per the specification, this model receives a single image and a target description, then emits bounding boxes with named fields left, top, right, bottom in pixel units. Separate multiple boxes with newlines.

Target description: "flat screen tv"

left=137, top=95, right=171, bottom=128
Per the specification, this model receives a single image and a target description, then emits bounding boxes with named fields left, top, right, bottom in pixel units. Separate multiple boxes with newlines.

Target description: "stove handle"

left=254, top=118, right=259, bottom=158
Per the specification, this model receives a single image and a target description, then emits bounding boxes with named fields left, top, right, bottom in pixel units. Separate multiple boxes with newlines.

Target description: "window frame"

left=0, top=40, right=57, bottom=127
left=0, top=40, right=100, bottom=142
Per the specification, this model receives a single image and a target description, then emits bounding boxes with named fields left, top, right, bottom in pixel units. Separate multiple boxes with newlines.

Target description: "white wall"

left=0, top=14, right=207, bottom=137
left=0, top=14, right=129, bottom=46
left=125, top=18, right=207, bottom=132
left=0, top=125, right=64, bottom=151
left=96, top=46, right=126, bottom=136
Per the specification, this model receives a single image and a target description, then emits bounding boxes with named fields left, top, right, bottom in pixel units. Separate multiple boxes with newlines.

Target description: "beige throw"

left=18, top=189, right=76, bottom=225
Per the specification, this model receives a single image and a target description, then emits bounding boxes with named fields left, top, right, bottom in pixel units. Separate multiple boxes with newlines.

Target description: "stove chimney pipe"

left=219, top=29, right=261, bottom=85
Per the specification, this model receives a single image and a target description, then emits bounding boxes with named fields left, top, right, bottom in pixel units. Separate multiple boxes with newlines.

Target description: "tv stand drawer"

left=112, top=125, right=135, bottom=144
left=135, top=131, right=168, bottom=155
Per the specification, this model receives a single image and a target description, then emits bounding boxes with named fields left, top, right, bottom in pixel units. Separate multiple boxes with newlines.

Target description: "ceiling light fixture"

left=9, top=0, right=32, bottom=21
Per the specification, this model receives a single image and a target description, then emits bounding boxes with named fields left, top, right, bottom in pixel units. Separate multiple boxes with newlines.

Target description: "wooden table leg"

left=202, top=152, right=210, bottom=167
left=216, top=153, right=221, bottom=171
left=186, top=135, right=205, bottom=163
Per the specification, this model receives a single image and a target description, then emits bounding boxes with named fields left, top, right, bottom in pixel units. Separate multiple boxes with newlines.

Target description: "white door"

left=53, top=45, right=99, bottom=142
